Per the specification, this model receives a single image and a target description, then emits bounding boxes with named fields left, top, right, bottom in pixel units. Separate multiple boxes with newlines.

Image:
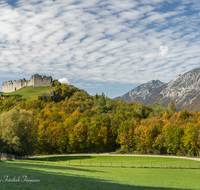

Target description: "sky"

left=0, top=0, right=200, bottom=98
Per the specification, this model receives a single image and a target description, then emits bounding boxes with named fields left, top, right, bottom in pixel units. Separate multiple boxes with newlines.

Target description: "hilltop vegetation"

left=0, top=81, right=200, bottom=157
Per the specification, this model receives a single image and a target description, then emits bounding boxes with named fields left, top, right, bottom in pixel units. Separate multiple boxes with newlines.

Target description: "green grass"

left=0, top=86, right=54, bottom=99
left=28, top=155, right=200, bottom=169
left=1, top=156, right=200, bottom=190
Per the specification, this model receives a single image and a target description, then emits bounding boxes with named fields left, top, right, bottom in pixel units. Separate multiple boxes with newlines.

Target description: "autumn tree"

left=153, top=99, right=167, bottom=117
left=0, top=107, right=36, bottom=156
left=134, top=102, right=153, bottom=118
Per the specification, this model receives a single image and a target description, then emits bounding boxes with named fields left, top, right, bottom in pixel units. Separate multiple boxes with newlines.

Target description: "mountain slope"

left=114, top=80, right=165, bottom=103
left=160, top=67, right=200, bottom=111
left=114, top=67, right=200, bottom=111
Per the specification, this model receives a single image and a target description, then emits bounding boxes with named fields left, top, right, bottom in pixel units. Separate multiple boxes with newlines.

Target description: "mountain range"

left=114, top=67, right=200, bottom=111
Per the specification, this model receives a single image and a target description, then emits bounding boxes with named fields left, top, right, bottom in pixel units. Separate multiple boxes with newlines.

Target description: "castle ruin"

left=2, top=74, right=52, bottom=93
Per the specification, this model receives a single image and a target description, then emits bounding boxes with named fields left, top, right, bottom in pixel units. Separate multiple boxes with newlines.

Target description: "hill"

left=1, top=83, right=200, bottom=157
left=114, top=66, right=200, bottom=111
left=0, top=86, right=54, bottom=100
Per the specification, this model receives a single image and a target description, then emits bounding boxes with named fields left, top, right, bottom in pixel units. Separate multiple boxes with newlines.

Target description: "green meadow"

left=1, top=156, right=200, bottom=190
left=29, top=155, right=200, bottom=168
left=0, top=86, right=54, bottom=99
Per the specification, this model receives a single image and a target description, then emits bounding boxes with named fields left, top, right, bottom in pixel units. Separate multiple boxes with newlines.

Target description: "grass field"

left=1, top=155, right=200, bottom=190
left=0, top=86, right=54, bottom=99
left=28, top=155, right=200, bottom=169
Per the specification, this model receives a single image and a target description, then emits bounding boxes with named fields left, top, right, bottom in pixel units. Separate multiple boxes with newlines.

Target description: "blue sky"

left=0, top=0, right=200, bottom=98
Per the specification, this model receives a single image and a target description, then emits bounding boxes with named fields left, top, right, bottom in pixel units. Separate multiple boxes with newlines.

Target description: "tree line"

left=0, top=82, right=200, bottom=157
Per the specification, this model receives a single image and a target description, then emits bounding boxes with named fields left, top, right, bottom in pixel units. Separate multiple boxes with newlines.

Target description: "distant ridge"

left=114, top=80, right=165, bottom=103
left=114, top=67, right=200, bottom=111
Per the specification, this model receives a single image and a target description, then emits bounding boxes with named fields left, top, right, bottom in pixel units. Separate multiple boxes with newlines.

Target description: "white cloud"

left=0, top=0, right=199, bottom=87
left=58, top=78, right=70, bottom=84
left=158, top=45, right=169, bottom=57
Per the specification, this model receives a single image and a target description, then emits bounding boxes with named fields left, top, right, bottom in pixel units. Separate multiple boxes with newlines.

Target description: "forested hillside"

left=0, top=81, right=200, bottom=157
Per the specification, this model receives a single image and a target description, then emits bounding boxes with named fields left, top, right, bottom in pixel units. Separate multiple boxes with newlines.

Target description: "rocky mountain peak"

left=114, top=66, right=200, bottom=111
left=115, top=79, right=164, bottom=102
left=160, top=67, right=200, bottom=107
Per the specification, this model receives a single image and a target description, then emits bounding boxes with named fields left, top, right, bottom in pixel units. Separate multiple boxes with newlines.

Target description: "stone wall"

left=2, top=74, right=52, bottom=93
left=32, top=74, right=52, bottom=87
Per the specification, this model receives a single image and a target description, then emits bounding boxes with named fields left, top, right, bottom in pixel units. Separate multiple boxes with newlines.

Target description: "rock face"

left=114, top=80, right=165, bottom=103
left=114, top=67, right=200, bottom=111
